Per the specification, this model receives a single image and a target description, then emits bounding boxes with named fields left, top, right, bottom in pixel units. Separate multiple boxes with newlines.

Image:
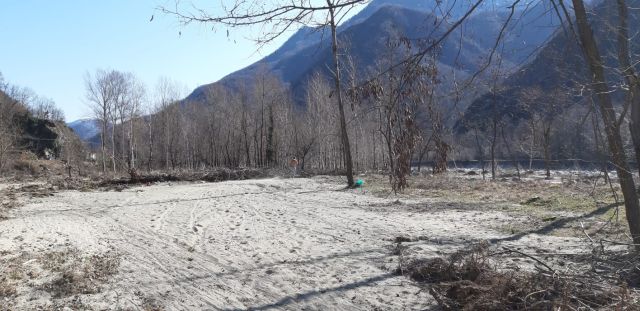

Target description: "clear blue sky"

left=0, top=1, right=305, bottom=121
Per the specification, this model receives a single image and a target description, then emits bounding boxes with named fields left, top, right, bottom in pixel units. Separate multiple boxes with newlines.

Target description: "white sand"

left=0, top=176, right=589, bottom=310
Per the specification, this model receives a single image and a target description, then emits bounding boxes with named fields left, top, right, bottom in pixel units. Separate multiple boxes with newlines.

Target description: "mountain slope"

left=457, top=0, right=640, bottom=131
left=68, top=118, right=100, bottom=141
left=186, top=0, right=562, bottom=106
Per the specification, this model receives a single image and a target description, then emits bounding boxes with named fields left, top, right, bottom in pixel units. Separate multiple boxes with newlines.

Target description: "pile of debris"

left=399, top=242, right=639, bottom=310
left=98, top=168, right=268, bottom=188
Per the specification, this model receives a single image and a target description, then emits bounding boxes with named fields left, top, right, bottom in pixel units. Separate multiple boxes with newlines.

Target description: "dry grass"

left=0, top=269, right=18, bottom=299
left=137, top=293, right=166, bottom=311
left=0, top=183, right=54, bottom=222
left=367, top=172, right=614, bottom=209
left=39, top=249, right=120, bottom=298
left=0, top=252, right=29, bottom=306
left=0, top=186, right=21, bottom=221
left=0, top=248, right=120, bottom=309
left=363, top=171, right=629, bottom=239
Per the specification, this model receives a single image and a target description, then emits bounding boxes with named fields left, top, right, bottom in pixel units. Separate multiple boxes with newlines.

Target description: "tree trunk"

left=433, top=136, right=449, bottom=174
left=266, top=105, right=275, bottom=166
left=242, top=110, right=251, bottom=167
left=147, top=121, right=153, bottom=172
left=260, top=88, right=265, bottom=167
left=121, top=115, right=127, bottom=168
left=110, top=115, right=117, bottom=174
left=474, top=128, right=486, bottom=180
left=101, top=118, right=107, bottom=174
left=130, top=118, right=136, bottom=169
left=572, top=0, right=640, bottom=245
left=543, top=124, right=552, bottom=179
left=501, top=126, right=520, bottom=179
left=528, top=119, right=535, bottom=170
left=615, top=0, right=640, bottom=176
left=490, top=119, right=497, bottom=180
left=328, top=2, right=354, bottom=187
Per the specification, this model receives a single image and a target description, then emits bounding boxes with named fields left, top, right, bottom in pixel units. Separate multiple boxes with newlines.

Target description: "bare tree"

left=125, top=76, right=146, bottom=170
left=519, top=86, right=570, bottom=179
left=251, top=68, right=286, bottom=168
left=569, top=0, right=640, bottom=245
left=297, top=73, right=330, bottom=170
left=154, top=77, right=185, bottom=170
left=613, top=0, right=640, bottom=177
left=85, top=69, right=117, bottom=174
left=114, top=73, right=130, bottom=170
left=519, top=87, right=544, bottom=171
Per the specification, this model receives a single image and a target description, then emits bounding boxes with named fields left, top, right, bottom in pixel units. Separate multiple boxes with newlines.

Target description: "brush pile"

left=400, top=242, right=639, bottom=310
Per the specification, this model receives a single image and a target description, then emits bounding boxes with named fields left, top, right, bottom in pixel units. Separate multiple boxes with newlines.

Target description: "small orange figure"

left=289, top=157, right=299, bottom=177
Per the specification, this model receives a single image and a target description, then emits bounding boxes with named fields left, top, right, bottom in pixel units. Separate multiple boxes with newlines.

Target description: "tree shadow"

left=220, top=273, right=396, bottom=311
left=140, top=246, right=390, bottom=287
left=489, top=202, right=623, bottom=243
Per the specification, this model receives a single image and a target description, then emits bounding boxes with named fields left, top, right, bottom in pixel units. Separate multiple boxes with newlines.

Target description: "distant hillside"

left=186, top=0, right=562, bottom=107
left=457, top=0, right=640, bottom=132
left=68, top=118, right=100, bottom=141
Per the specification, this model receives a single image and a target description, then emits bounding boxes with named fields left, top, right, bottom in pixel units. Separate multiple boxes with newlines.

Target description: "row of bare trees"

left=85, top=70, right=145, bottom=174
left=85, top=68, right=386, bottom=175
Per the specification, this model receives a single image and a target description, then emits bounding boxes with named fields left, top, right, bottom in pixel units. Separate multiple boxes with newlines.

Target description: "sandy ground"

left=0, top=176, right=593, bottom=310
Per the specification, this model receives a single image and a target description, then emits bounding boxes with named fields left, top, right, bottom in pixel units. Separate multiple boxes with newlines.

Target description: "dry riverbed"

left=0, top=174, right=637, bottom=310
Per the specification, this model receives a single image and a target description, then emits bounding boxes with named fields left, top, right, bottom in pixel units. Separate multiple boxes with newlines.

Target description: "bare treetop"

left=159, top=0, right=371, bottom=44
